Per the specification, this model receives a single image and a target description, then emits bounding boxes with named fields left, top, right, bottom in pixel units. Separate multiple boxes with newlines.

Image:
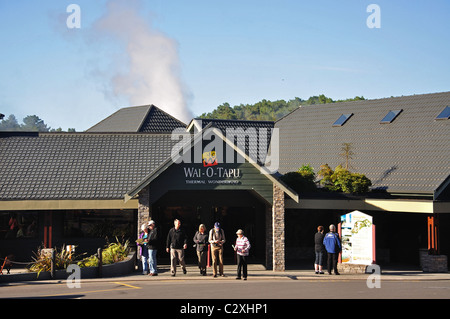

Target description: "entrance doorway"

left=152, top=190, right=267, bottom=264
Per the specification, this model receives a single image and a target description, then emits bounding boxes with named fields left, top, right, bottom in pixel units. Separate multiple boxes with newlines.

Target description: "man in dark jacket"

left=323, top=224, right=341, bottom=275
left=166, top=219, right=187, bottom=276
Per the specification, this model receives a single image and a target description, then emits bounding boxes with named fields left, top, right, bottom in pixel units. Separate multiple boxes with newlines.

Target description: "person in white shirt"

left=234, top=229, right=251, bottom=280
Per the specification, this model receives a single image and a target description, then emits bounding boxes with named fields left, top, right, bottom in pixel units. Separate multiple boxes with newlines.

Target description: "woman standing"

left=234, top=229, right=251, bottom=280
left=138, top=224, right=150, bottom=275
left=193, top=224, right=209, bottom=276
left=314, top=225, right=325, bottom=274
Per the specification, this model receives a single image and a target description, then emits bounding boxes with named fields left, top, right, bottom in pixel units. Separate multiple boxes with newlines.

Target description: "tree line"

left=199, top=94, right=365, bottom=121
left=0, top=94, right=365, bottom=131
left=0, top=114, right=76, bottom=132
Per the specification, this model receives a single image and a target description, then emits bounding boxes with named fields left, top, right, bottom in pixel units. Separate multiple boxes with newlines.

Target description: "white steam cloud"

left=91, top=0, right=193, bottom=123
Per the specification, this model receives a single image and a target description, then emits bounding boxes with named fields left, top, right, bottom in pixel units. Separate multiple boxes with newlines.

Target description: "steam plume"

left=92, top=0, right=193, bottom=123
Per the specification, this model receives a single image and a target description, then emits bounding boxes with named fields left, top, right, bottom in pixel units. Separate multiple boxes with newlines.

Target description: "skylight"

left=435, top=106, right=450, bottom=120
left=332, top=113, right=353, bottom=127
left=380, top=109, right=403, bottom=124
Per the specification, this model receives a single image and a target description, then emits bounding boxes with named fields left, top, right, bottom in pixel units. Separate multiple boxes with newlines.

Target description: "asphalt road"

left=2, top=276, right=450, bottom=300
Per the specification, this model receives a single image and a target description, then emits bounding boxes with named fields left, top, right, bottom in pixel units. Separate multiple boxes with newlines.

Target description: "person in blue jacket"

left=323, top=224, right=341, bottom=275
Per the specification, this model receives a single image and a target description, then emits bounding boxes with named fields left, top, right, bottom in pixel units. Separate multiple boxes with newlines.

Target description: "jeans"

left=315, top=251, right=325, bottom=266
left=148, top=249, right=157, bottom=274
left=141, top=246, right=149, bottom=274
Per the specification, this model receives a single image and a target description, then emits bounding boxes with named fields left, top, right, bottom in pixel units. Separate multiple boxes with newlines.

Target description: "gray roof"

left=86, top=105, right=186, bottom=133
left=275, top=91, right=450, bottom=197
left=189, top=118, right=275, bottom=165
left=0, top=132, right=177, bottom=200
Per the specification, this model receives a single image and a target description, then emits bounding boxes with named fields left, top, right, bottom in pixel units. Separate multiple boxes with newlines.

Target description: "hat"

left=148, top=220, right=155, bottom=225
left=236, top=229, right=244, bottom=235
left=214, top=222, right=220, bottom=228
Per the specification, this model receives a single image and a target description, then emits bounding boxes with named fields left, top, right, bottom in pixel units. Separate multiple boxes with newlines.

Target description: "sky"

left=0, top=0, right=449, bottom=131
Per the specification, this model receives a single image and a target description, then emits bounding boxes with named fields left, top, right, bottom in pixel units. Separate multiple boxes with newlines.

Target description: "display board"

left=340, top=210, right=374, bottom=265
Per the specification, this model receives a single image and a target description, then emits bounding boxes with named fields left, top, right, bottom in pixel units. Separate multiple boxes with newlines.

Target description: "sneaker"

left=183, top=269, right=187, bottom=275
left=236, top=277, right=241, bottom=280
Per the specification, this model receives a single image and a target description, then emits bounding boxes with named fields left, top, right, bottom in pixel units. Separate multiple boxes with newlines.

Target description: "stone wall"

left=272, top=184, right=285, bottom=272
left=420, top=252, right=448, bottom=273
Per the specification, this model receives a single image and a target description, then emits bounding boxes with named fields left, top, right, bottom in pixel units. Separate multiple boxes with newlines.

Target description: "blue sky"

left=0, top=0, right=449, bottom=131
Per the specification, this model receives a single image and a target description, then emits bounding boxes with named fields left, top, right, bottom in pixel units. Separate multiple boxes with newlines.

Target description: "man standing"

left=209, top=222, right=226, bottom=277
left=166, top=219, right=187, bottom=276
left=147, top=220, right=159, bottom=276
left=323, top=224, right=341, bottom=275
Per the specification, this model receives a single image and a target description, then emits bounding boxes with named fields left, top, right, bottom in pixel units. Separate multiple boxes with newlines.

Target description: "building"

left=1, top=92, right=449, bottom=270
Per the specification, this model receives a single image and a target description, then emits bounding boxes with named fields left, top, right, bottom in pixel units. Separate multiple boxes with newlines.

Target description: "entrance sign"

left=340, top=210, right=374, bottom=265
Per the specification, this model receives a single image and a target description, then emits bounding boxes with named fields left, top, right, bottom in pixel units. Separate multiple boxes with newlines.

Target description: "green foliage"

left=77, top=237, right=130, bottom=268
left=280, top=165, right=317, bottom=193
left=297, top=164, right=316, bottom=183
left=318, top=164, right=372, bottom=194
left=199, top=95, right=365, bottom=120
left=0, top=113, right=76, bottom=132
left=28, top=245, right=82, bottom=277
left=283, top=163, right=372, bottom=194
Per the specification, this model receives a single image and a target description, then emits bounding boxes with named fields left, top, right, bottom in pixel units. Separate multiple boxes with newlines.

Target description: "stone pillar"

left=272, top=184, right=285, bottom=271
left=137, top=186, right=150, bottom=238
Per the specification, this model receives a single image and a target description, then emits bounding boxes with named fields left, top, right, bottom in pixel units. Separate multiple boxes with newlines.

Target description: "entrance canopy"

left=124, top=121, right=298, bottom=205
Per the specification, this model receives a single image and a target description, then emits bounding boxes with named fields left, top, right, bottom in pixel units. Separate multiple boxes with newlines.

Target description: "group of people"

left=314, top=224, right=342, bottom=275
left=138, top=219, right=251, bottom=280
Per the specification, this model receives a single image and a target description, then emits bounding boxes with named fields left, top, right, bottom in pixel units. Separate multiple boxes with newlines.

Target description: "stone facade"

left=272, top=184, right=285, bottom=271
left=137, top=186, right=151, bottom=249
left=420, top=252, right=448, bottom=273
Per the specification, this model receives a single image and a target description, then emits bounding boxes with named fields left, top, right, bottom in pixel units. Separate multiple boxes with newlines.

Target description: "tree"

left=21, top=115, right=50, bottom=132
left=198, top=95, right=366, bottom=121
left=0, top=114, right=76, bottom=132
left=280, top=164, right=317, bottom=193
left=318, top=164, right=372, bottom=194
left=0, top=114, right=20, bottom=131
left=340, top=143, right=354, bottom=170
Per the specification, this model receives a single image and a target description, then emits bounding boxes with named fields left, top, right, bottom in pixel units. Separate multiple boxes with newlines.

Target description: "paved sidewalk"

left=105, top=264, right=450, bottom=282
left=3, top=263, right=448, bottom=284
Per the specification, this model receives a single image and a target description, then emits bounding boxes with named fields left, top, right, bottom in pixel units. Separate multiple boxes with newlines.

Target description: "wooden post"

left=50, top=249, right=55, bottom=279
left=338, top=222, right=342, bottom=264
left=428, top=215, right=439, bottom=255
left=372, top=224, right=376, bottom=264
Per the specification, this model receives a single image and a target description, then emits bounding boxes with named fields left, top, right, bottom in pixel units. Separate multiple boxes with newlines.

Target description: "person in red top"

left=234, top=229, right=251, bottom=280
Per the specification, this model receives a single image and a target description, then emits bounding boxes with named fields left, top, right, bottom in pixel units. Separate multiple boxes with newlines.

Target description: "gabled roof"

left=124, top=124, right=298, bottom=204
left=276, top=91, right=450, bottom=198
left=187, top=118, right=275, bottom=166
left=86, top=105, right=186, bottom=133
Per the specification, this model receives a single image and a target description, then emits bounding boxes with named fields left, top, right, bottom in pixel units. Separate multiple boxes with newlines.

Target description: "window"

left=332, top=113, right=353, bottom=127
left=380, top=109, right=403, bottom=124
left=435, top=106, right=450, bottom=120
left=64, top=210, right=135, bottom=239
left=0, top=212, right=38, bottom=239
